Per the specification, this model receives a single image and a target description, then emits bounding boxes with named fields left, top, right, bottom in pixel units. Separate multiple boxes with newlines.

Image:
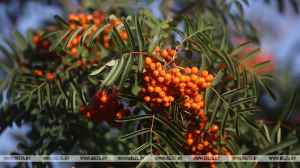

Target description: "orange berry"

left=203, top=141, right=209, bottom=148
left=198, top=77, right=205, bottom=84
left=191, top=67, right=199, bottom=74
left=46, top=72, right=55, bottom=82
left=190, top=74, right=198, bottom=83
left=170, top=50, right=177, bottom=56
left=100, top=96, right=107, bottom=103
left=184, top=67, right=191, bottom=74
left=154, top=86, right=162, bottom=93
left=159, top=70, right=166, bottom=76
left=144, top=57, right=152, bottom=65
left=148, top=86, right=154, bottom=92
left=187, top=82, right=194, bottom=88
left=211, top=125, right=219, bottom=133
left=33, top=35, right=39, bottom=43
left=171, top=68, right=179, bottom=74
left=197, top=143, right=204, bottom=150
left=168, top=96, right=174, bottom=102
left=162, top=101, right=170, bottom=107
left=201, top=83, right=208, bottom=89
left=179, top=76, right=186, bottom=83
left=201, top=70, right=208, bottom=77
left=155, top=62, right=161, bottom=69
left=164, top=73, right=171, bottom=80
left=144, top=76, right=150, bottom=83
left=187, top=138, right=194, bottom=146
left=144, top=96, right=151, bottom=102
left=184, top=102, right=191, bottom=109
left=205, top=75, right=212, bottom=82
left=150, top=63, right=156, bottom=71
left=33, top=70, right=43, bottom=76
left=155, top=46, right=160, bottom=52
left=158, top=91, right=166, bottom=98
left=163, top=96, right=169, bottom=102
left=172, top=77, right=180, bottom=84
left=206, top=82, right=211, bottom=87
left=175, top=71, right=181, bottom=77
left=179, top=83, right=186, bottom=88
left=153, top=70, right=159, bottom=77
left=160, top=50, right=168, bottom=58
left=68, top=14, right=76, bottom=22
left=193, top=94, right=202, bottom=103
left=157, top=76, right=164, bottom=83
left=156, top=97, right=162, bottom=103
left=185, top=76, right=191, bottom=82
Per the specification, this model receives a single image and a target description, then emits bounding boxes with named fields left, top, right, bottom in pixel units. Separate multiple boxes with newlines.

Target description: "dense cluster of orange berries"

left=78, top=91, right=130, bottom=127
left=151, top=46, right=178, bottom=62
left=138, top=47, right=214, bottom=118
left=184, top=121, right=231, bottom=167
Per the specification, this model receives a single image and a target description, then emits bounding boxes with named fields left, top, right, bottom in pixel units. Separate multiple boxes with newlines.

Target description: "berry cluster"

left=139, top=47, right=214, bottom=118
left=78, top=91, right=131, bottom=127
left=151, top=46, right=177, bottom=62
left=33, top=33, right=50, bottom=50
left=184, top=121, right=231, bottom=167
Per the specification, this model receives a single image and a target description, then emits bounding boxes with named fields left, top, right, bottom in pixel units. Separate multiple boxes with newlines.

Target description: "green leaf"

left=17, top=143, right=32, bottom=153
left=6, top=74, right=17, bottom=99
left=129, top=142, right=150, bottom=155
left=252, top=61, right=271, bottom=70
left=204, top=87, right=212, bottom=114
left=105, top=56, right=127, bottom=86
left=153, top=130, right=182, bottom=155
left=111, top=26, right=126, bottom=52
left=209, top=97, right=221, bottom=129
left=183, top=15, right=194, bottom=46
left=221, top=97, right=232, bottom=136
left=120, top=128, right=151, bottom=140
left=169, top=27, right=185, bottom=39
left=251, top=72, right=258, bottom=101
left=25, top=94, right=33, bottom=110
left=0, top=75, right=9, bottom=92
left=135, top=16, right=145, bottom=51
left=136, top=155, right=150, bottom=168
left=79, top=25, right=96, bottom=46
left=79, top=87, right=86, bottom=105
left=258, top=79, right=277, bottom=102
left=241, top=117, right=260, bottom=130
left=155, top=116, right=187, bottom=142
left=87, top=24, right=110, bottom=46
left=278, top=86, right=298, bottom=123
left=38, top=88, right=43, bottom=109
left=40, top=30, right=63, bottom=41
left=3, top=37, right=23, bottom=60
left=0, top=45, right=16, bottom=66
left=49, top=30, right=70, bottom=51
left=116, top=114, right=152, bottom=122
left=72, top=91, right=76, bottom=113
left=89, top=66, right=106, bottom=76
left=211, top=70, right=224, bottom=86
left=122, top=19, right=135, bottom=52
left=118, top=94, right=144, bottom=102
left=234, top=1, right=244, bottom=17
left=242, top=48, right=261, bottom=62
left=148, top=25, right=162, bottom=53
left=100, top=59, right=119, bottom=86
left=149, top=53, right=164, bottom=62
left=238, top=107, right=260, bottom=113
left=235, top=115, right=240, bottom=138
left=230, top=96, right=256, bottom=106
left=260, top=138, right=298, bottom=155
left=53, top=15, right=70, bottom=29
left=46, top=83, right=53, bottom=107
left=221, top=85, right=250, bottom=98
left=144, top=10, right=160, bottom=24
left=143, top=20, right=155, bottom=28
left=242, top=66, right=248, bottom=87
left=63, top=28, right=83, bottom=50
left=56, top=74, right=68, bottom=99
left=138, top=54, right=145, bottom=76
left=200, top=54, right=206, bottom=72
left=13, top=94, right=28, bottom=104
left=231, top=41, right=251, bottom=56
left=12, top=29, right=27, bottom=51
left=259, top=74, right=274, bottom=81
left=119, top=54, right=134, bottom=90
left=71, top=19, right=82, bottom=27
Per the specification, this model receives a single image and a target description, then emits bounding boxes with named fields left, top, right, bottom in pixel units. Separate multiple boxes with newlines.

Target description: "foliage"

left=0, top=0, right=299, bottom=168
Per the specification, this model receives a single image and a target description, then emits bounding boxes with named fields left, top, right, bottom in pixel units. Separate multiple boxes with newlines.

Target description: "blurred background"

left=0, top=0, right=299, bottom=167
